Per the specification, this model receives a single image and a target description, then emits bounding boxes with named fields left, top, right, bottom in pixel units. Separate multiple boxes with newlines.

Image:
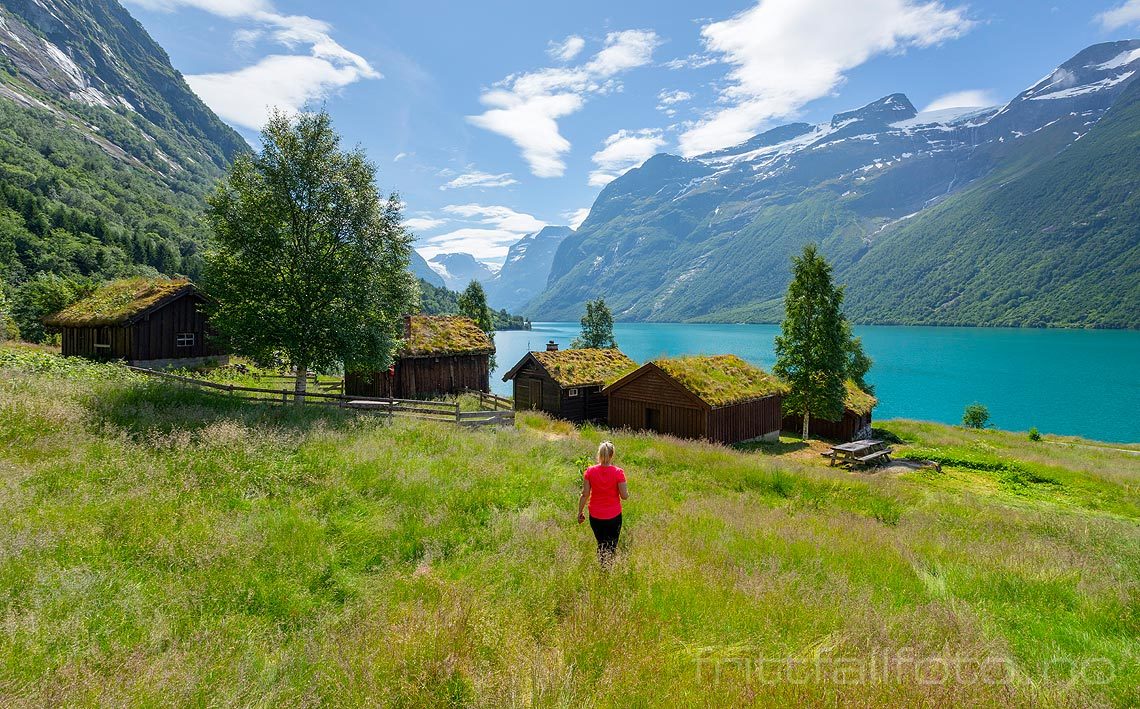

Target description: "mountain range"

left=527, top=41, right=1140, bottom=328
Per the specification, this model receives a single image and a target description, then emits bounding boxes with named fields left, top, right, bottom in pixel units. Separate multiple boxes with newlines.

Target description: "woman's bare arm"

left=578, top=478, right=591, bottom=523
left=617, top=481, right=629, bottom=500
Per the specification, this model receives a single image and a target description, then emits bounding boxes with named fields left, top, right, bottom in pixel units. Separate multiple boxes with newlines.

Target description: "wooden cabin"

left=42, top=277, right=225, bottom=368
left=603, top=355, right=786, bottom=445
left=502, top=342, right=637, bottom=423
left=345, top=315, right=494, bottom=399
left=782, top=380, right=878, bottom=441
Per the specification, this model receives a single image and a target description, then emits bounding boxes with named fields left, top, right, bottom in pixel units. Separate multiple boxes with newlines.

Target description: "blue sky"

left=124, top=0, right=1140, bottom=267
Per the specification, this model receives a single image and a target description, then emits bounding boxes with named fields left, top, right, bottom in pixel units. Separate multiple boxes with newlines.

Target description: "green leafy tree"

left=571, top=298, right=617, bottom=349
left=204, top=110, right=417, bottom=403
left=774, top=245, right=849, bottom=440
left=12, top=273, right=90, bottom=344
left=962, top=403, right=990, bottom=429
left=458, top=280, right=495, bottom=368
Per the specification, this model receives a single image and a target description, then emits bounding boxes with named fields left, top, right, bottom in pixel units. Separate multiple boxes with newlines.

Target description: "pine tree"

left=204, top=110, right=417, bottom=403
left=774, top=245, right=849, bottom=440
left=571, top=298, right=617, bottom=349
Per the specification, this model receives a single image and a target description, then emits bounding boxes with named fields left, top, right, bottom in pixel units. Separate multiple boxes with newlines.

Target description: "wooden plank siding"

left=507, top=358, right=612, bottom=424
left=58, top=292, right=220, bottom=363
left=605, top=365, right=782, bottom=445
left=708, top=397, right=782, bottom=445
left=346, top=354, right=490, bottom=399
left=782, top=411, right=872, bottom=442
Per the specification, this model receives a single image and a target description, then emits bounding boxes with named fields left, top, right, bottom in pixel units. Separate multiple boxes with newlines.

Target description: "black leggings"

left=589, top=513, right=622, bottom=565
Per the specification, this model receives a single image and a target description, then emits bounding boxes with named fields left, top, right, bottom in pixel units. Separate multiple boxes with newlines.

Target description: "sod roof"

left=401, top=315, right=495, bottom=357
left=43, top=278, right=196, bottom=327
left=525, top=348, right=638, bottom=388
left=652, top=354, right=788, bottom=407
left=844, top=380, right=878, bottom=415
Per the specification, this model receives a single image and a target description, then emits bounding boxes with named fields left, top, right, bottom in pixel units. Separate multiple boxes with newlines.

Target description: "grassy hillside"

left=1, top=347, right=1138, bottom=705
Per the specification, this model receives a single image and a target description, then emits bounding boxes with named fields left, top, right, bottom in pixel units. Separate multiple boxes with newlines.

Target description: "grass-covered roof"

left=530, top=348, right=637, bottom=388
left=402, top=315, right=494, bottom=357
left=654, top=354, right=787, bottom=407
left=44, top=278, right=195, bottom=327
left=844, top=380, right=878, bottom=415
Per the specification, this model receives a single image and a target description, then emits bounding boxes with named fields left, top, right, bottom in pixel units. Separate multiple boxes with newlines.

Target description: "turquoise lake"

left=491, top=323, right=1140, bottom=444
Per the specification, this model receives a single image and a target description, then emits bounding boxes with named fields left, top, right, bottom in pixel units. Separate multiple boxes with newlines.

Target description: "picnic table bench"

left=825, top=439, right=894, bottom=469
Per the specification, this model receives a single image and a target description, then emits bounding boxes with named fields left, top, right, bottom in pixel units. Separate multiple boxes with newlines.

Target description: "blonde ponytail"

left=597, top=440, right=615, bottom=466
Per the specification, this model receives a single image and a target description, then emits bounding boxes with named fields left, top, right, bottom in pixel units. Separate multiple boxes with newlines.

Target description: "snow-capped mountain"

left=528, top=41, right=1140, bottom=327
left=484, top=225, right=574, bottom=311
left=428, top=253, right=496, bottom=291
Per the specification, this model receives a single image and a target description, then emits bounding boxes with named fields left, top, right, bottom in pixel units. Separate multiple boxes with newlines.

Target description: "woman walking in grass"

left=578, top=441, right=628, bottom=567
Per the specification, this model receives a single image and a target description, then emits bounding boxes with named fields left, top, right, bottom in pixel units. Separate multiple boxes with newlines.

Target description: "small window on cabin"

left=176, top=333, right=195, bottom=348
left=568, top=388, right=579, bottom=398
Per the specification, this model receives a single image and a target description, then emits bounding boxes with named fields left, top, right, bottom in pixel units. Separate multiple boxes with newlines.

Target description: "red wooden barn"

left=345, top=315, right=494, bottom=399
left=603, top=355, right=787, bottom=445
left=43, top=277, right=225, bottom=368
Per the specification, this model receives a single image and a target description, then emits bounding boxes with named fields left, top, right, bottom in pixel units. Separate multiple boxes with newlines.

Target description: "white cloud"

left=442, top=204, right=547, bottom=233
left=468, top=29, right=661, bottom=177
left=922, top=89, right=999, bottom=112
left=125, top=0, right=380, bottom=130
left=677, top=0, right=974, bottom=156
left=588, top=129, right=666, bottom=186
left=440, top=170, right=519, bottom=190
left=417, top=228, right=521, bottom=261
left=404, top=216, right=447, bottom=232
left=563, top=207, right=590, bottom=229
left=415, top=204, right=549, bottom=260
left=657, top=89, right=693, bottom=106
left=548, top=35, right=586, bottom=61
left=1098, top=0, right=1140, bottom=29
left=393, top=152, right=409, bottom=162
left=663, top=53, right=717, bottom=70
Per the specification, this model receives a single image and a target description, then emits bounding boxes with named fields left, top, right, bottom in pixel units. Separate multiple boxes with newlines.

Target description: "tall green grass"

left=1, top=349, right=1138, bottom=706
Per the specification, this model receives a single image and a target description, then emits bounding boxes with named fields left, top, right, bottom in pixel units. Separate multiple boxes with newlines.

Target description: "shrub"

left=1028, top=427, right=1042, bottom=442
left=962, top=403, right=990, bottom=429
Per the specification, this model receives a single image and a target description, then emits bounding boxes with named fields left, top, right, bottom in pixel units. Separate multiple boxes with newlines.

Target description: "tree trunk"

left=802, top=406, right=810, bottom=441
left=294, top=366, right=308, bottom=406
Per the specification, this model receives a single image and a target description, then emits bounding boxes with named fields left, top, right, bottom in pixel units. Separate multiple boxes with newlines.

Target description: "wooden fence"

left=125, top=366, right=514, bottom=427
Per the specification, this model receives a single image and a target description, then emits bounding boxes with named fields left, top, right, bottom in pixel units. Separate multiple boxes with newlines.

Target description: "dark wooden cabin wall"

left=707, top=396, right=782, bottom=445
left=130, top=294, right=216, bottom=361
left=608, top=396, right=706, bottom=439
left=346, top=354, right=490, bottom=399
left=782, top=411, right=872, bottom=442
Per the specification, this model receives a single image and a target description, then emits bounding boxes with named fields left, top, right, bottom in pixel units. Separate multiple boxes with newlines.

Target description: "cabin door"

left=645, top=407, right=661, bottom=432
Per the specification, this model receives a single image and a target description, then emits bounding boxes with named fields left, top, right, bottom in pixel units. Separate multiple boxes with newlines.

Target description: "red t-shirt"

left=584, top=464, right=626, bottom=519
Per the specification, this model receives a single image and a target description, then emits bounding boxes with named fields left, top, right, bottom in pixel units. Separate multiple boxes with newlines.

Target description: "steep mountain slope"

left=844, top=74, right=1140, bottom=328
left=0, top=0, right=247, bottom=284
left=428, top=252, right=495, bottom=291
left=410, top=250, right=445, bottom=287
left=529, top=41, right=1140, bottom=327
left=484, top=225, right=572, bottom=310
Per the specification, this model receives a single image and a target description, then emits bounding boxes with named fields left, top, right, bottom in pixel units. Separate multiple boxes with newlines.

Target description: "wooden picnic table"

left=825, top=439, right=894, bottom=468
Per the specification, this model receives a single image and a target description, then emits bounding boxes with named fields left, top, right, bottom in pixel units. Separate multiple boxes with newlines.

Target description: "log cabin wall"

left=59, top=293, right=219, bottom=363
left=707, top=396, right=782, bottom=445
left=782, top=410, right=872, bottom=442
left=129, top=294, right=216, bottom=361
left=606, top=368, right=708, bottom=439
left=346, top=354, right=490, bottom=399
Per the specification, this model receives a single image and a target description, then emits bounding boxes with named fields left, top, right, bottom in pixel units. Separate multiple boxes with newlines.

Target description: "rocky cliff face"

left=528, top=41, right=1140, bottom=327
left=484, top=225, right=573, bottom=311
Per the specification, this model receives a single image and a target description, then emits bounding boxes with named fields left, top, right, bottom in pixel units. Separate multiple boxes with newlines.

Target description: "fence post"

left=455, top=401, right=461, bottom=425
